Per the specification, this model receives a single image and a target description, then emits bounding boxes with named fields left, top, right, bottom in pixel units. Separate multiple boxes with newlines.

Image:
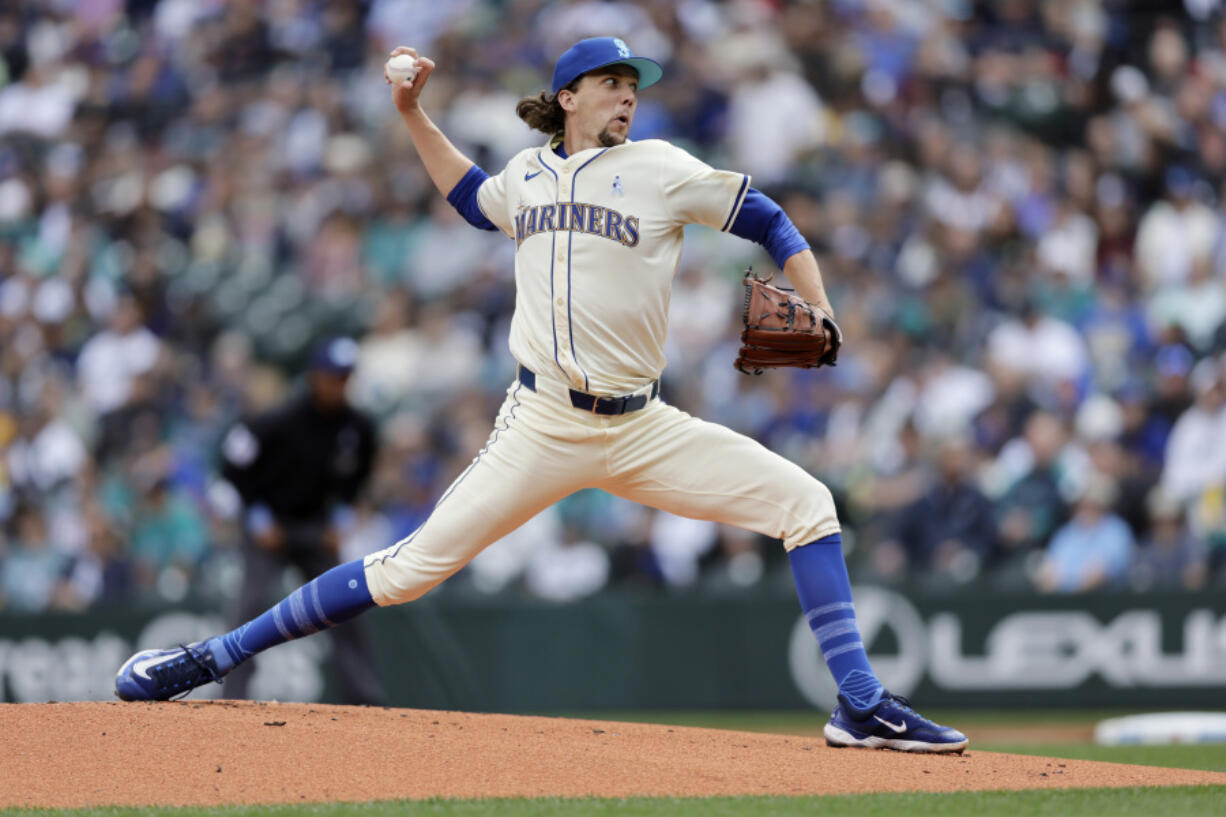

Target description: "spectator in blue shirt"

left=1036, top=475, right=1135, bottom=593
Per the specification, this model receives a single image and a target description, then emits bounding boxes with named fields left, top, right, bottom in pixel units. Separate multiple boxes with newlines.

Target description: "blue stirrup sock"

left=205, top=559, right=376, bottom=673
left=789, top=533, right=884, bottom=711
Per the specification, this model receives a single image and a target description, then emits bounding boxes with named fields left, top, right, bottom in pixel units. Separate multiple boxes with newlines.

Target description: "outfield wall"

left=1, top=587, right=1223, bottom=709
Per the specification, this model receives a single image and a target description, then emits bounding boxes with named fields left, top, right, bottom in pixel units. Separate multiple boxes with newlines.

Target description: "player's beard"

left=598, top=127, right=626, bottom=147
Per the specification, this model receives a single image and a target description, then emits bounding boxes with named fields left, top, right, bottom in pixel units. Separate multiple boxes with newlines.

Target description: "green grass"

left=6, top=788, right=1226, bottom=817
left=982, top=743, right=1226, bottom=774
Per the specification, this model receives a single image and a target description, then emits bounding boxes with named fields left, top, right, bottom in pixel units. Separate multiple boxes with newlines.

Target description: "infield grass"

left=984, top=742, right=1226, bottom=773
left=7, top=787, right=1226, bottom=817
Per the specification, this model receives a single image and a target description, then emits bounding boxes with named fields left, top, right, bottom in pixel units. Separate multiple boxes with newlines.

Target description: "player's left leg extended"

left=114, top=558, right=376, bottom=702
left=603, top=401, right=966, bottom=753
left=116, top=379, right=598, bottom=701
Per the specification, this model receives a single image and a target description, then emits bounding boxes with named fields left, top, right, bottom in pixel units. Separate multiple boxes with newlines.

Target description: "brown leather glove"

left=734, top=271, right=842, bottom=374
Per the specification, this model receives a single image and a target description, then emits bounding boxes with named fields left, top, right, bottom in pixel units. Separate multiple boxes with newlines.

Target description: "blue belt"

left=517, top=365, right=659, bottom=415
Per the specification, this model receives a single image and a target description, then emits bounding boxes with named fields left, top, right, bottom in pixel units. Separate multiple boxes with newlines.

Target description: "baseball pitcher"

left=116, top=37, right=966, bottom=753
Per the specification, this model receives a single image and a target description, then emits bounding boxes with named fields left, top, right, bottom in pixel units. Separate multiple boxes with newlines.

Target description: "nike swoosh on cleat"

left=131, top=653, right=168, bottom=680
left=873, top=715, right=908, bottom=733
left=524, top=170, right=543, bottom=181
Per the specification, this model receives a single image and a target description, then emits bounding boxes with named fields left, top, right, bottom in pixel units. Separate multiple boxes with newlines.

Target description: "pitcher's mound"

left=3, top=701, right=1223, bottom=808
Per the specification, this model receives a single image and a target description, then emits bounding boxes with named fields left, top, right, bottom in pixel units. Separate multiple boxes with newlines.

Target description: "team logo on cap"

left=613, top=38, right=631, bottom=58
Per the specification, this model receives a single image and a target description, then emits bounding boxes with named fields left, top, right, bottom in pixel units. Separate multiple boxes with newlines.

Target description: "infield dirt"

left=3, top=701, right=1224, bottom=808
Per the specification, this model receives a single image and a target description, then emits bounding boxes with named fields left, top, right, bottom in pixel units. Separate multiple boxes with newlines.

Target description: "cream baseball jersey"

left=475, top=137, right=750, bottom=395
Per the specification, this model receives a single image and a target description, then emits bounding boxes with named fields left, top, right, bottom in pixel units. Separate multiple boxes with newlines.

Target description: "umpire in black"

left=219, top=336, right=386, bottom=705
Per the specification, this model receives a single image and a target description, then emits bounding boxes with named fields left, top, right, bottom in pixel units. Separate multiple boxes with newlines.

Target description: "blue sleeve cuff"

left=446, top=165, right=498, bottom=231
left=729, top=188, right=810, bottom=268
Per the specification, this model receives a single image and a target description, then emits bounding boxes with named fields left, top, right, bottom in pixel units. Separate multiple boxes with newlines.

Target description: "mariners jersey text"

left=515, top=202, right=640, bottom=248
left=477, top=137, right=750, bottom=393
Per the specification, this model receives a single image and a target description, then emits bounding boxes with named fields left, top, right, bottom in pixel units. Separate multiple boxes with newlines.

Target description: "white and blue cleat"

left=824, top=692, right=968, bottom=754
left=114, top=642, right=224, bottom=702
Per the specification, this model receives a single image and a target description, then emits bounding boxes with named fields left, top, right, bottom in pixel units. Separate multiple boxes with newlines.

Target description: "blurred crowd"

left=3, top=0, right=1226, bottom=613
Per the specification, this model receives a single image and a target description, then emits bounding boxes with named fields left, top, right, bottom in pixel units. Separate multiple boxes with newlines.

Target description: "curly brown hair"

left=516, top=84, right=574, bottom=136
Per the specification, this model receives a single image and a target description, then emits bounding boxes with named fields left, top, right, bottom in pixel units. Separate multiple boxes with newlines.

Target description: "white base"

left=1095, top=712, right=1226, bottom=745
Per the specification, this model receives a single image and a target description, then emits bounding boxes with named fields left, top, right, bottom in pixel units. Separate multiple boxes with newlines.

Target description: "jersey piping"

left=720, top=174, right=751, bottom=232
left=535, top=149, right=569, bottom=384
left=564, top=147, right=611, bottom=392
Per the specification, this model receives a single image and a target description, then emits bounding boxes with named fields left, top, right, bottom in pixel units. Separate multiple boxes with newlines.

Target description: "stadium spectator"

left=1131, top=487, right=1208, bottom=591
left=989, top=411, right=1075, bottom=581
left=1160, top=358, right=1226, bottom=508
left=61, top=504, right=136, bottom=608
left=1, top=503, right=71, bottom=612
left=890, top=435, right=996, bottom=585
left=1035, top=475, right=1136, bottom=593
left=1, top=1, right=1226, bottom=607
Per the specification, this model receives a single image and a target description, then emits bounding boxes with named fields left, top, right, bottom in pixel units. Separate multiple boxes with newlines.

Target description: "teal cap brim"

left=595, top=56, right=664, bottom=90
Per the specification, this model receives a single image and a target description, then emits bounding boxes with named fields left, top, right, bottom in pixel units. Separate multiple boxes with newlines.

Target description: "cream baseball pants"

left=363, top=368, right=840, bottom=606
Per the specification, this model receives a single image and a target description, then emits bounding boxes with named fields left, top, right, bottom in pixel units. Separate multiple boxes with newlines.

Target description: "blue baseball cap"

left=551, top=37, right=663, bottom=94
left=1155, top=344, right=1194, bottom=378
left=310, top=336, right=359, bottom=374
left=1164, top=165, right=1197, bottom=196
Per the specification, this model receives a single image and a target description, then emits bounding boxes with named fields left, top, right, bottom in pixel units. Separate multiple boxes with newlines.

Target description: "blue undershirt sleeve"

left=729, top=188, right=811, bottom=269
left=446, top=165, right=498, bottom=231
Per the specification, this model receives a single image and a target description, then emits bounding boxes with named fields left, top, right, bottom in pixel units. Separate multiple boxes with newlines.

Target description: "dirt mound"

left=3, top=701, right=1223, bottom=808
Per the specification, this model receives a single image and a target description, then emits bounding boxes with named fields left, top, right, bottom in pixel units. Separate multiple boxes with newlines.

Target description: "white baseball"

left=386, top=54, right=419, bottom=84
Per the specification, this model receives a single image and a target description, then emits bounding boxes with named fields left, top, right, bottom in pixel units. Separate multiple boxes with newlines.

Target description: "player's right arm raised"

left=386, top=47, right=474, bottom=198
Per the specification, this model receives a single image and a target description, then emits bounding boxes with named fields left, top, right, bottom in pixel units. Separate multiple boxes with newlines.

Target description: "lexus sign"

left=789, top=587, right=1226, bottom=710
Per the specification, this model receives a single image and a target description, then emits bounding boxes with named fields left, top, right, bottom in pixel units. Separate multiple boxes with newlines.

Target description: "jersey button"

left=556, top=297, right=564, bottom=306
